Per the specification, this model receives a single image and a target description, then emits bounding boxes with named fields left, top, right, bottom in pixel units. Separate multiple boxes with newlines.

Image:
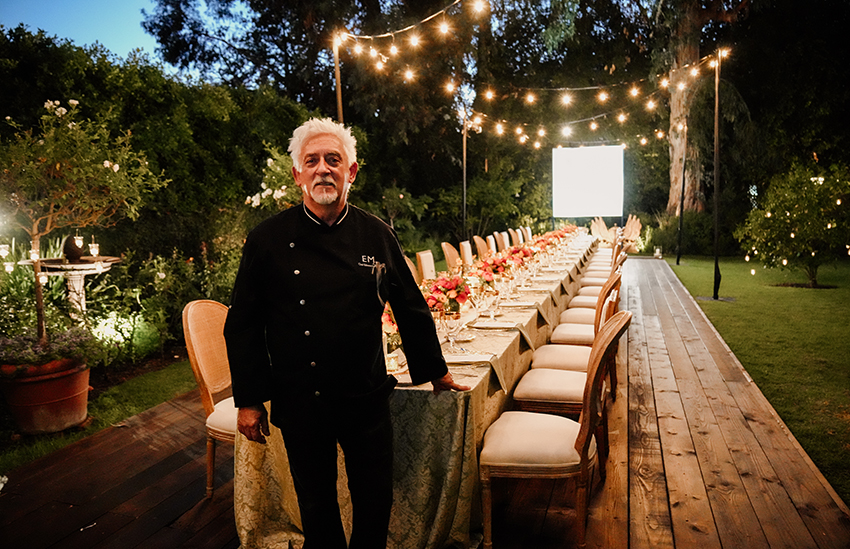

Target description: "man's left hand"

left=431, top=372, right=471, bottom=394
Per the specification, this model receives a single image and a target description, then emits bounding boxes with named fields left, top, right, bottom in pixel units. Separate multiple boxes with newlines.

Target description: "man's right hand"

left=237, top=404, right=270, bottom=444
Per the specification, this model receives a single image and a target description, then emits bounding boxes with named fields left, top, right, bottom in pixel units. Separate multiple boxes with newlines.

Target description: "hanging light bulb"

left=525, top=92, right=536, bottom=104
left=29, top=248, right=39, bottom=261
left=646, top=99, right=657, bottom=110
left=4, top=262, right=13, bottom=273
left=533, top=141, right=541, bottom=149
left=782, top=259, right=788, bottom=265
left=404, top=69, right=414, bottom=81
left=519, top=135, right=528, bottom=144
left=410, top=35, right=420, bottom=46
left=473, top=0, right=487, bottom=13
left=390, top=44, right=399, bottom=55
left=439, top=21, right=450, bottom=34
left=677, top=82, right=686, bottom=90
left=354, top=43, right=364, bottom=54
left=537, top=128, right=546, bottom=137
left=617, top=113, right=627, bottom=123
left=589, top=121, right=598, bottom=131
left=38, top=272, right=48, bottom=285
left=445, top=81, right=455, bottom=93
left=660, top=78, right=669, bottom=88
left=369, top=47, right=378, bottom=58
left=630, top=87, right=640, bottom=97
left=561, top=126, right=573, bottom=137
left=640, top=137, right=648, bottom=145
left=690, top=67, right=699, bottom=77
left=484, top=90, right=495, bottom=100
left=656, top=130, right=665, bottom=139
left=515, top=126, right=523, bottom=135
left=561, top=93, right=572, bottom=105
left=495, top=123, right=504, bottom=135
left=376, top=60, right=385, bottom=71
left=597, top=91, right=608, bottom=102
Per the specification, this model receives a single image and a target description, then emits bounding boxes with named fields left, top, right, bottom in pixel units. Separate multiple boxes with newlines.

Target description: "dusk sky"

left=1, top=0, right=163, bottom=60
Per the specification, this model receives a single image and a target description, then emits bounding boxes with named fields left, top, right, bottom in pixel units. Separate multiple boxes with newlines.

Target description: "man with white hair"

left=224, top=117, right=467, bottom=548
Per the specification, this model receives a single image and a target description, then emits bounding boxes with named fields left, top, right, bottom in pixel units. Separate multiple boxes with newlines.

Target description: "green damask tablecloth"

left=232, top=238, right=594, bottom=549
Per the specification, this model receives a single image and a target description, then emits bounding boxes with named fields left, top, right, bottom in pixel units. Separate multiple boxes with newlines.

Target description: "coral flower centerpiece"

left=425, top=274, right=471, bottom=314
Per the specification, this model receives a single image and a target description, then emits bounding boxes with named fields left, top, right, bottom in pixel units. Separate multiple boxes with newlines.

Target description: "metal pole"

left=712, top=50, right=722, bottom=299
left=333, top=38, right=344, bottom=124
left=676, top=119, right=687, bottom=265
left=462, top=117, right=468, bottom=239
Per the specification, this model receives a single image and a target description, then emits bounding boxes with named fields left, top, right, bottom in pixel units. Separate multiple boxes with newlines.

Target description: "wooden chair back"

left=473, top=235, right=490, bottom=259
left=405, top=255, right=422, bottom=284
left=441, top=242, right=461, bottom=272
left=459, top=241, right=474, bottom=266
left=183, top=300, right=231, bottom=418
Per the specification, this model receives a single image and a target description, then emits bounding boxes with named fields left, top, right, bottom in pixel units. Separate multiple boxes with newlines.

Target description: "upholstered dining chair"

left=416, top=250, right=437, bottom=280
left=522, top=226, right=533, bottom=242
left=441, top=242, right=461, bottom=272
left=566, top=270, right=621, bottom=312
left=480, top=310, right=632, bottom=549
left=500, top=231, right=511, bottom=250
left=486, top=235, right=498, bottom=255
left=551, top=288, right=619, bottom=346
left=405, top=255, right=422, bottom=284
left=182, top=299, right=238, bottom=498
left=473, top=235, right=491, bottom=260
left=494, top=231, right=508, bottom=252
left=577, top=252, right=627, bottom=297
left=459, top=240, right=474, bottom=266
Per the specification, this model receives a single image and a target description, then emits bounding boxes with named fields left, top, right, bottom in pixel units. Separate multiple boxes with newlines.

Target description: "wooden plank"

left=640, top=277, right=722, bottom=549
left=655, top=261, right=850, bottom=548
left=586, top=332, right=630, bottom=549
left=654, top=263, right=821, bottom=549
left=625, top=275, right=674, bottom=549
left=646, top=262, right=771, bottom=549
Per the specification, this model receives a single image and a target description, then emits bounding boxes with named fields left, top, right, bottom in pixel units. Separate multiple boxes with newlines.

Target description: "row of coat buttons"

left=291, top=242, right=319, bottom=398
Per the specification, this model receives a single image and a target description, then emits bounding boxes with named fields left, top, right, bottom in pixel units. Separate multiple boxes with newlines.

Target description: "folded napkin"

left=470, top=320, right=516, bottom=329
left=517, top=286, right=551, bottom=292
left=500, top=301, right=537, bottom=308
left=444, top=353, right=493, bottom=364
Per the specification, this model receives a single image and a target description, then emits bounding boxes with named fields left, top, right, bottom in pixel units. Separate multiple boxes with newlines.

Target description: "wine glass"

left=444, top=312, right=464, bottom=352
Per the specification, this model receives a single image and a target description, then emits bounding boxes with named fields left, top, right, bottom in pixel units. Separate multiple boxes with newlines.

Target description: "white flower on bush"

left=267, top=158, right=274, bottom=167
left=251, top=194, right=261, bottom=207
left=112, top=163, right=119, bottom=172
left=103, top=160, right=112, bottom=168
left=273, top=187, right=286, bottom=200
left=262, top=188, right=272, bottom=198
left=44, top=100, right=55, bottom=111
left=157, top=272, right=166, bottom=280
left=55, top=107, right=67, bottom=117
left=68, top=99, right=79, bottom=106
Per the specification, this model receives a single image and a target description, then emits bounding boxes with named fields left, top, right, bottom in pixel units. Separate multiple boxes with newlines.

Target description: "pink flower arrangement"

left=382, top=303, right=402, bottom=352
left=425, top=274, right=471, bottom=313
left=468, top=268, right=496, bottom=291
left=479, top=255, right=510, bottom=275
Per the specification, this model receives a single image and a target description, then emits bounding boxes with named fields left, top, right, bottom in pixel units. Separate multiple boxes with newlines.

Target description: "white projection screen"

left=552, top=145, right=624, bottom=218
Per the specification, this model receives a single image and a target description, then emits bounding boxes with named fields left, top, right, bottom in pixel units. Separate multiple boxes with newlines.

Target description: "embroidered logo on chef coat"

left=359, top=256, right=388, bottom=306
left=358, top=255, right=378, bottom=269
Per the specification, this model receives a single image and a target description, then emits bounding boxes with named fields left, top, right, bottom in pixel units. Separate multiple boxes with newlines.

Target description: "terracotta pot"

left=1, top=360, right=90, bottom=434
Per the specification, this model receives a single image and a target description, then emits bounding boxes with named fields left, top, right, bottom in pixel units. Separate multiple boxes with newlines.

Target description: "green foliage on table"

left=669, top=256, right=850, bottom=506
left=734, top=161, right=850, bottom=287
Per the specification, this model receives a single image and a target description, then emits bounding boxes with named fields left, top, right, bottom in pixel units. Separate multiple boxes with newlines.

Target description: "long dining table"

left=232, top=234, right=595, bottom=549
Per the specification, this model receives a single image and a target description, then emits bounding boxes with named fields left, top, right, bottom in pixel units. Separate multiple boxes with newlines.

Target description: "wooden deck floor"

left=2, top=258, right=849, bottom=548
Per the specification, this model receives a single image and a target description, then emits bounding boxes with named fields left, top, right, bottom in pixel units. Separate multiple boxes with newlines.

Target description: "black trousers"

left=279, top=395, right=394, bottom=549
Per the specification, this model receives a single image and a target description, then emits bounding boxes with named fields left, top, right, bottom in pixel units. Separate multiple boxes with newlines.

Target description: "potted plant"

left=0, top=327, right=101, bottom=434
left=0, top=99, right=167, bottom=433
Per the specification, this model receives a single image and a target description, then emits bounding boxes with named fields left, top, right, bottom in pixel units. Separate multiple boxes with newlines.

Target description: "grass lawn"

left=0, top=360, right=197, bottom=475
left=668, top=256, right=850, bottom=505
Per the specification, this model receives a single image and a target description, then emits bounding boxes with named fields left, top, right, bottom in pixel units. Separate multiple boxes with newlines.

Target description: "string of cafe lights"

left=333, top=0, right=729, bottom=147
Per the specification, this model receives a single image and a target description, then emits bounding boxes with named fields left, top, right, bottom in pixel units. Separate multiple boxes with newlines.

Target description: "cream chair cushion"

left=532, top=344, right=592, bottom=372
left=550, top=323, right=594, bottom=345
left=479, top=411, right=595, bottom=471
left=559, top=307, right=595, bottom=325
left=567, top=295, right=598, bottom=309
left=514, top=368, right=587, bottom=403
left=206, top=396, right=238, bottom=439
left=577, top=285, right=604, bottom=297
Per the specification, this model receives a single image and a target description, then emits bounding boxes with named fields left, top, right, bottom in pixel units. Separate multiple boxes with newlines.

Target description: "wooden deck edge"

left=659, top=259, right=850, bottom=517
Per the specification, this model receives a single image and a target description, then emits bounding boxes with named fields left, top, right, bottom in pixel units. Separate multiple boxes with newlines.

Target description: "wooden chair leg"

left=481, top=471, right=493, bottom=549
left=576, top=476, right=589, bottom=549
left=206, top=435, right=216, bottom=498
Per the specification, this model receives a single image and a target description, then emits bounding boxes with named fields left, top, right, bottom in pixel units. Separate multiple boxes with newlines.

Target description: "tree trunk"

left=666, top=2, right=705, bottom=215
left=32, top=236, right=47, bottom=346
